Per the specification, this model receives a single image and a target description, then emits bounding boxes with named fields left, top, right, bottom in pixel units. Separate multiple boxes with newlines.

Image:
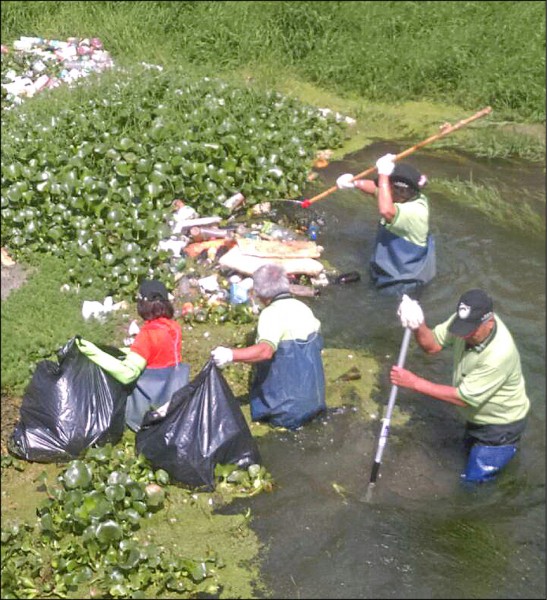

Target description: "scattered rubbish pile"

left=1, top=35, right=114, bottom=108
left=78, top=191, right=362, bottom=333
left=156, top=196, right=361, bottom=325
left=0, top=39, right=359, bottom=324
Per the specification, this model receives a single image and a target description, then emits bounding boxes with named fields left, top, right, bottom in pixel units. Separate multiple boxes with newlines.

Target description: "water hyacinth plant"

left=1, top=64, right=347, bottom=296
left=1, top=439, right=274, bottom=598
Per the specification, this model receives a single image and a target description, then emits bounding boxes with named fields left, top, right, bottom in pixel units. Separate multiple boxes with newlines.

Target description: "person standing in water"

left=336, top=153, right=435, bottom=296
left=393, top=289, right=530, bottom=483
left=210, top=263, right=326, bottom=430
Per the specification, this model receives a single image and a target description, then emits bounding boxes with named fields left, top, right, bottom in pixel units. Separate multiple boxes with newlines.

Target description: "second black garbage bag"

left=136, top=359, right=261, bottom=491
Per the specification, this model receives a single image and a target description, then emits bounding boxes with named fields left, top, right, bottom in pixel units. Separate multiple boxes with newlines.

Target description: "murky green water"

left=225, top=146, right=545, bottom=599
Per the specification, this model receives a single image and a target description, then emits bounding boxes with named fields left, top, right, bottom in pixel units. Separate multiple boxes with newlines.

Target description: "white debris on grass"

left=81, top=297, right=128, bottom=321
left=317, top=107, right=356, bottom=126
left=1, top=36, right=114, bottom=109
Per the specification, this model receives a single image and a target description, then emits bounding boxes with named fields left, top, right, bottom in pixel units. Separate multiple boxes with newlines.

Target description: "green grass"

left=1, top=0, right=545, bottom=396
left=1, top=0, right=545, bottom=122
left=430, top=178, right=545, bottom=236
left=1, top=254, right=127, bottom=395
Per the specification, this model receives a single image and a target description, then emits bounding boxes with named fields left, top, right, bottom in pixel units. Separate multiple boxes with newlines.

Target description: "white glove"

left=376, top=153, right=396, bottom=176
left=397, top=294, right=424, bottom=330
left=336, top=173, right=355, bottom=189
left=211, top=346, right=233, bottom=368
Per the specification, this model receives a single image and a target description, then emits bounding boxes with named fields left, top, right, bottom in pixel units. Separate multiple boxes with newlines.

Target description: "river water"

left=226, top=145, right=545, bottom=599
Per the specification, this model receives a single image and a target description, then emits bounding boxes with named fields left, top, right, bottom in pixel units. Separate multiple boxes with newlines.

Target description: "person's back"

left=256, top=296, right=321, bottom=343
left=77, top=280, right=189, bottom=432
left=211, top=264, right=326, bottom=430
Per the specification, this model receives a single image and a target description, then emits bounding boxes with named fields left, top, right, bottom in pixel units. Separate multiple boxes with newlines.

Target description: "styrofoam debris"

left=81, top=297, right=127, bottom=321
left=128, top=320, right=141, bottom=336
left=198, top=274, right=220, bottom=293
left=158, top=238, right=189, bottom=257
left=317, top=107, right=356, bottom=126
left=171, top=216, right=222, bottom=234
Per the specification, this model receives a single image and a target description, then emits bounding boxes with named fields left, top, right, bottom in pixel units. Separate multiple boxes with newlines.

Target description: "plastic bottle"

left=335, top=271, right=361, bottom=284
left=223, top=192, right=245, bottom=211
left=189, top=226, right=230, bottom=241
left=261, top=221, right=297, bottom=241
left=307, top=221, right=319, bottom=241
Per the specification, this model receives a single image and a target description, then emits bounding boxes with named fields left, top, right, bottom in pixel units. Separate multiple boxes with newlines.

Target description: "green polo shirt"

left=382, top=193, right=429, bottom=247
left=256, top=297, right=321, bottom=351
left=433, top=314, right=530, bottom=425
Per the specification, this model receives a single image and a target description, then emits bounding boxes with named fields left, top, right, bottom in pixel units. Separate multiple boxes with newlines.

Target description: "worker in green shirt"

left=392, top=288, right=530, bottom=483
left=336, top=153, right=435, bottom=296
left=210, top=263, right=326, bottom=430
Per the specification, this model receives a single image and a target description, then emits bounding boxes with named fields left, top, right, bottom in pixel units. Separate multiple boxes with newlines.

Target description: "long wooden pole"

left=300, top=106, right=492, bottom=208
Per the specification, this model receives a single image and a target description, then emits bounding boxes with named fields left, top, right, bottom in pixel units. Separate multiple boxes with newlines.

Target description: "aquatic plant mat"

left=1, top=346, right=387, bottom=599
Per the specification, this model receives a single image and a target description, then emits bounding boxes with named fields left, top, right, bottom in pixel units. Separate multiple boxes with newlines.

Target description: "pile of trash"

left=1, top=35, right=114, bottom=108
left=166, top=196, right=329, bottom=297
left=79, top=193, right=362, bottom=334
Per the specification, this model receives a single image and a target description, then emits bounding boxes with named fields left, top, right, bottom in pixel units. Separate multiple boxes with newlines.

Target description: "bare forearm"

left=353, top=179, right=377, bottom=195
left=409, top=376, right=467, bottom=407
left=376, top=174, right=396, bottom=221
left=414, top=324, right=443, bottom=353
left=232, top=342, right=274, bottom=363
left=390, top=365, right=467, bottom=407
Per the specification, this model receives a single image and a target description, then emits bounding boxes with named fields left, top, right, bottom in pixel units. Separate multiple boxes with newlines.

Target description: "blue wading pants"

left=461, top=444, right=518, bottom=483
left=250, top=333, right=326, bottom=430
left=370, top=226, right=436, bottom=296
left=126, top=362, right=190, bottom=432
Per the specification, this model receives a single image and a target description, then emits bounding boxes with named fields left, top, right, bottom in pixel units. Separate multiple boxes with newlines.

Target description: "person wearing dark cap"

left=392, top=289, right=530, bottom=483
left=336, top=153, right=435, bottom=296
left=76, top=279, right=189, bottom=431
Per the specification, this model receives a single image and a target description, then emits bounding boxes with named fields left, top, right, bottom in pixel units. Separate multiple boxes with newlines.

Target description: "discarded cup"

left=229, top=276, right=253, bottom=304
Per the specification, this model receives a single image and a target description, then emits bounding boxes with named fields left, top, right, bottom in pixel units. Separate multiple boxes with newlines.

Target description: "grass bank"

left=1, top=0, right=545, bottom=123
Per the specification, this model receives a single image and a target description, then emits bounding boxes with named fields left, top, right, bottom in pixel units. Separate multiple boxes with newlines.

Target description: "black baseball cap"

left=374, top=163, right=423, bottom=192
left=448, top=289, right=494, bottom=336
left=138, top=280, right=169, bottom=301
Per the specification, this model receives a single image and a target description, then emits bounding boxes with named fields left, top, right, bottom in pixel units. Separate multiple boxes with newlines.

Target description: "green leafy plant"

left=1, top=436, right=274, bottom=599
left=1, top=64, right=346, bottom=297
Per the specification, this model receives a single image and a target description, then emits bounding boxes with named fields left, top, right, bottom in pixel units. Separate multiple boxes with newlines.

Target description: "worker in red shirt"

left=77, top=280, right=189, bottom=431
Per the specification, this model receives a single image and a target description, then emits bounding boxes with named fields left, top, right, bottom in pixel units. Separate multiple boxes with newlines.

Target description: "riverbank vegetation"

left=1, top=2, right=545, bottom=598
left=2, top=1, right=544, bottom=123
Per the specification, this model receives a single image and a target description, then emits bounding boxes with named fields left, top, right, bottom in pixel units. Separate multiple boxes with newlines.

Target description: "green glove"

left=76, top=338, right=146, bottom=384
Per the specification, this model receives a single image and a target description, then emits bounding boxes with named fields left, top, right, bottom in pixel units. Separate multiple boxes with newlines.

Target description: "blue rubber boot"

left=461, top=444, right=517, bottom=483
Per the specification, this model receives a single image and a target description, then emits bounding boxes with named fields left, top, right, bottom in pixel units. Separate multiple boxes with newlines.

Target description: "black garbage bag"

left=136, top=359, right=261, bottom=491
left=9, top=337, right=128, bottom=462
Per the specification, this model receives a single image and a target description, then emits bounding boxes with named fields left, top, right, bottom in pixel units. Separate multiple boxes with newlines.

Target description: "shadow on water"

left=225, top=145, right=545, bottom=599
